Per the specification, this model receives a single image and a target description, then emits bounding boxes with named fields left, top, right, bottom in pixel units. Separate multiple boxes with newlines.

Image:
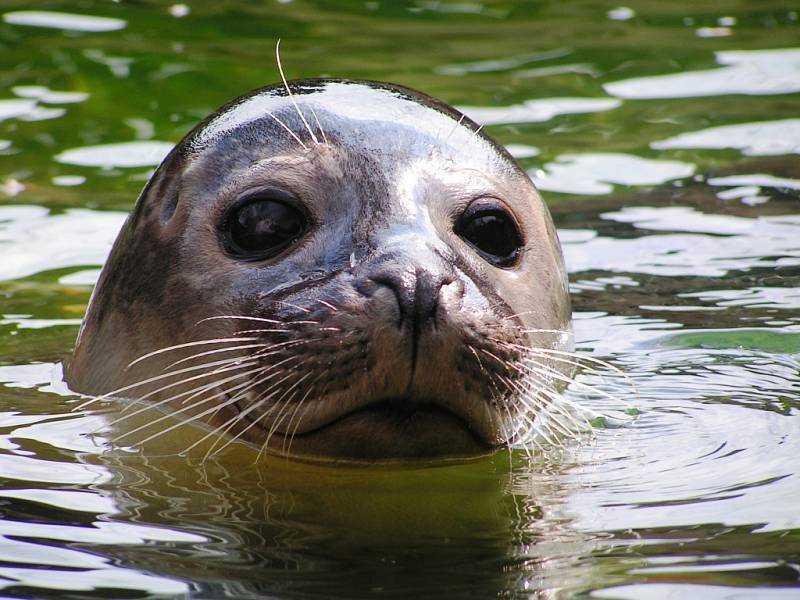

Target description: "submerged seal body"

left=67, top=79, right=572, bottom=461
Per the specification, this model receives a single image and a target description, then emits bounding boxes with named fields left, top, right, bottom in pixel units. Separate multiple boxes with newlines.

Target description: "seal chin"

left=266, top=399, right=495, bottom=462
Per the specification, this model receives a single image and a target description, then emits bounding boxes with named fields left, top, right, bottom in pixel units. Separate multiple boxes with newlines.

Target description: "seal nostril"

left=368, top=268, right=453, bottom=331
left=367, top=272, right=408, bottom=328
left=413, top=270, right=454, bottom=330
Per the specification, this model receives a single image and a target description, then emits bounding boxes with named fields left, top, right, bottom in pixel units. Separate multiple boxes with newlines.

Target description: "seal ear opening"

left=130, top=149, right=184, bottom=227
left=155, top=154, right=183, bottom=226
left=158, top=177, right=180, bottom=226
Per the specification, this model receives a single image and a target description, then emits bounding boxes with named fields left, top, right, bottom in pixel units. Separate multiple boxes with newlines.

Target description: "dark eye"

left=223, top=192, right=308, bottom=261
left=455, top=202, right=523, bottom=267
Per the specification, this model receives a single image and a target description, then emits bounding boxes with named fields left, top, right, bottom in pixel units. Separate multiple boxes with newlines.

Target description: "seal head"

left=67, top=79, right=572, bottom=461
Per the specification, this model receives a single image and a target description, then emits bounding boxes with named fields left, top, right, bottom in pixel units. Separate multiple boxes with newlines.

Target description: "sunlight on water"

left=0, top=206, right=124, bottom=281
left=533, top=153, right=694, bottom=195
left=605, top=48, right=800, bottom=99
left=652, top=118, right=800, bottom=156
left=55, top=141, right=174, bottom=169
left=458, top=97, right=621, bottom=126
left=2, top=11, right=127, bottom=32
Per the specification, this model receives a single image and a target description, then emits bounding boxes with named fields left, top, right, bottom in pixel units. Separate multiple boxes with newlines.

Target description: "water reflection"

left=434, top=48, right=573, bottom=76
left=0, top=99, right=38, bottom=122
left=2, top=11, right=126, bottom=32
left=11, top=86, right=89, bottom=104
left=532, top=153, right=694, bottom=195
left=0, top=205, right=124, bottom=281
left=605, top=48, right=800, bottom=99
left=652, top=118, right=800, bottom=157
left=458, top=97, right=620, bottom=126
left=562, top=206, right=800, bottom=277
left=55, top=141, right=174, bottom=169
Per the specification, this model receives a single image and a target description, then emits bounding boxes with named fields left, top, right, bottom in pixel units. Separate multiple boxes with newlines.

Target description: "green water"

left=1, top=1, right=799, bottom=598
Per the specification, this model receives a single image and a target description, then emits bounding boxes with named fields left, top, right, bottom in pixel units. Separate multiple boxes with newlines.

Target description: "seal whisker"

left=317, top=299, right=338, bottom=312
left=201, top=359, right=309, bottom=457
left=177, top=353, right=300, bottom=408
left=497, top=375, right=571, bottom=445
left=279, top=371, right=317, bottom=454
left=525, top=351, right=620, bottom=381
left=208, top=365, right=309, bottom=459
left=163, top=342, right=274, bottom=371
left=497, top=397, right=528, bottom=453
left=284, top=398, right=315, bottom=458
left=530, top=386, right=594, bottom=441
left=274, top=300, right=311, bottom=314
left=501, top=377, right=574, bottom=436
left=196, top=378, right=289, bottom=459
left=116, top=357, right=261, bottom=411
left=127, top=356, right=305, bottom=449
left=514, top=367, right=596, bottom=432
left=467, top=345, right=489, bottom=375
left=281, top=373, right=328, bottom=456
left=444, top=113, right=466, bottom=143
left=520, top=412, right=563, bottom=450
left=520, top=400, right=574, bottom=445
left=307, top=104, right=329, bottom=146
left=513, top=385, right=578, bottom=448
left=263, top=370, right=314, bottom=442
left=112, top=374, right=260, bottom=448
left=127, top=382, right=261, bottom=448
left=235, top=328, right=294, bottom=335
left=267, top=111, right=309, bottom=151
left=74, top=354, right=258, bottom=411
left=284, top=381, right=329, bottom=458
left=275, top=39, right=320, bottom=145
left=247, top=338, right=318, bottom=362
left=199, top=315, right=283, bottom=325
left=512, top=401, right=561, bottom=449
left=514, top=341, right=631, bottom=380
left=492, top=338, right=623, bottom=381
left=503, top=312, right=569, bottom=324
left=126, top=337, right=262, bottom=369
left=257, top=386, right=303, bottom=462
left=517, top=358, right=619, bottom=407
left=111, top=364, right=263, bottom=429
left=160, top=337, right=311, bottom=374
left=114, top=356, right=261, bottom=416
left=120, top=364, right=254, bottom=418
left=525, top=351, right=611, bottom=379
left=236, top=324, right=317, bottom=336
left=483, top=346, right=597, bottom=445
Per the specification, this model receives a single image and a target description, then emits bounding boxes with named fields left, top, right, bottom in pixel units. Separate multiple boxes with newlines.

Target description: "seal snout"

left=358, top=255, right=464, bottom=375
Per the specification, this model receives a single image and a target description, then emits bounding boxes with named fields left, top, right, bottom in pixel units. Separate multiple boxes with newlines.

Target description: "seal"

left=66, top=78, right=573, bottom=461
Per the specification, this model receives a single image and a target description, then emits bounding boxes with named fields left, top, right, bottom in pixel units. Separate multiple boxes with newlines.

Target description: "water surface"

left=1, top=1, right=799, bottom=598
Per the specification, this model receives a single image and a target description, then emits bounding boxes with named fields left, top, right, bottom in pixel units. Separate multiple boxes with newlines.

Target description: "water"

left=1, top=1, right=799, bottom=597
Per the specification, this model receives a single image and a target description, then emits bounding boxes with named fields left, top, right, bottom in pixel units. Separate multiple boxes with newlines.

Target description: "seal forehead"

left=189, top=81, right=508, bottom=174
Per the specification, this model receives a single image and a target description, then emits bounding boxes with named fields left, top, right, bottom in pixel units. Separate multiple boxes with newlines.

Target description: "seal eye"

left=456, top=203, right=523, bottom=267
left=224, top=194, right=308, bottom=261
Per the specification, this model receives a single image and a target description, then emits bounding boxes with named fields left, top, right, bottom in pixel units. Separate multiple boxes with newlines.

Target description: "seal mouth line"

left=234, top=396, right=487, bottom=443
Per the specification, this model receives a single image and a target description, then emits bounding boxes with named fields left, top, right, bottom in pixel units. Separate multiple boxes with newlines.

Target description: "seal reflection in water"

left=66, top=79, right=574, bottom=461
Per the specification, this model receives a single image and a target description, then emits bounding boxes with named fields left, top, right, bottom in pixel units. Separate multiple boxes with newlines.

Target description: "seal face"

left=67, top=80, right=573, bottom=461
